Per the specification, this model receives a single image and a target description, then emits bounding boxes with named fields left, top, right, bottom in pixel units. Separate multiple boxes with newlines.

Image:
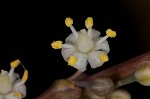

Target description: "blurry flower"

left=0, top=59, right=28, bottom=99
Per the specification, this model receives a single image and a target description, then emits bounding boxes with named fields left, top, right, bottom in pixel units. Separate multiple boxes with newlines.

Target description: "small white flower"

left=0, top=59, right=28, bottom=99
left=51, top=17, right=116, bottom=72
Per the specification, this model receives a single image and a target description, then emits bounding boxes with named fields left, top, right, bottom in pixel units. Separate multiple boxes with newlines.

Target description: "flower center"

left=77, top=32, right=93, bottom=53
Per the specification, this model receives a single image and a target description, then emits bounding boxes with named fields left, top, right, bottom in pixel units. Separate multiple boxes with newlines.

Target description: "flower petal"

left=91, top=29, right=101, bottom=39
left=72, top=53, right=88, bottom=72
left=65, top=33, right=77, bottom=44
left=4, top=92, right=22, bottom=99
left=88, top=51, right=106, bottom=69
left=61, top=44, right=76, bottom=61
left=94, top=37, right=110, bottom=54
left=13, top=79, right=27, bottom=98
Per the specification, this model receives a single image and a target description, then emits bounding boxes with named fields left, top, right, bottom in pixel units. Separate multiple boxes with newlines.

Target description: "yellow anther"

left=99, top=54, right=109, bottom=62
left=106, top=29, right=116, bottom=38
left=68, top=55, right=78, bottom=66
left=10, top=59, right=21, bottom=68
left=65, top=17, right=73, bottom=27
left=14, top=92, right=22, bottom=98
left=85, top=17, right=93, bottom=28
left=22, top=70, right=28, bottom=82
left=51, top=41, right=63, bottom=49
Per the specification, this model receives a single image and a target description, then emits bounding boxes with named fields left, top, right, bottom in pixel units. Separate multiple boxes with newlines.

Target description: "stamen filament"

left=8, top=68, right=15, bottom=77
left=96, top=35, right=108, bottom=45
left=87, top=28, right=92, bottom=37
left=19, top=62, right=26, bottom=70
left=70, top=25, right=78, bottom=39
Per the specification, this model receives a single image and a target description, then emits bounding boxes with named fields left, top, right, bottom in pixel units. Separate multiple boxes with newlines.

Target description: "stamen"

left=22, top=70, right=28, bottom=82
left=65, top=17, right=78, bottom=38
left=96, top=29, right=116, bottom=45
left=14, top=92, right=22, bottom=98
left=9, top=59, right=20, bottom=78
left=99, top=54, right=109, bottom=62
left=85, top=17, right=93, bottom=29
left=85, top=17, right=93, bottom=38
left=106, top=29, right=116, bottom=38
left=10, top=59, right=21, bottom=68
left=51, top=40, right=63, bottom=49
left=65, top=17, right=73, bottom=27
left=68, top=55, right=78, bottom=66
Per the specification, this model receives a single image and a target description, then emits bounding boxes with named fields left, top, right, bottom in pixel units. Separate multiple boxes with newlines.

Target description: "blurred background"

left=0, top=0, right=149, bottom=98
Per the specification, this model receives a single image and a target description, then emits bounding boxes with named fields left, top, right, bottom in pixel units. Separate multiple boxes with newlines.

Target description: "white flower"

left=51, top=17, right=116, bottom=72
left=0, top=59, right=28, bottom=99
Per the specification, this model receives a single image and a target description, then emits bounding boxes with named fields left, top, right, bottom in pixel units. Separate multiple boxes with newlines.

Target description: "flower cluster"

left=51, top=17, right=116, bottom=72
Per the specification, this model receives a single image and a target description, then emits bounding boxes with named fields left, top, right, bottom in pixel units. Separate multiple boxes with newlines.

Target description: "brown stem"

left=85, top=51, right=150, bottom=82
left=67, top=70, right=83, bottom=81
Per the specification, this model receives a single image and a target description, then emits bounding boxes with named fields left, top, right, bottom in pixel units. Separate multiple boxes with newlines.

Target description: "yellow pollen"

left=85, top=17, right=93, bottom=28
left=14, top=92, right=22, bottom=98
left=22, top=70, right=28, bottom=82
left=99, top=54, right=109, bottom=62
left=106, top=29, right=116, bottom=38
left=51, top=41, right=63, bottom=49
left=65, top=17, right=73, bottom=27
left=68, top=55, right=78, bottom=66
left=10, top=59, right=21, bottom=68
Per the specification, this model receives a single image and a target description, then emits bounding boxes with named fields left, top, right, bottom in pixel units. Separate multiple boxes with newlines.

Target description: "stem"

left=75, top=81, right=92, bottom=88
left=67, top=70, right=83, bottom=81
left=114, top=73, right=137, bottom=89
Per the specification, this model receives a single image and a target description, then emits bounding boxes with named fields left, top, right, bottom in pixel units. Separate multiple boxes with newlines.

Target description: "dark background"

left=0, top=0, right=150, bottom=99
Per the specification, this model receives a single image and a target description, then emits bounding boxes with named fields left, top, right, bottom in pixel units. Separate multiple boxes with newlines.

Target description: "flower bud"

left=134, top=61, right=150, bottom=86
left=91, top=77, right=114, bottom=96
